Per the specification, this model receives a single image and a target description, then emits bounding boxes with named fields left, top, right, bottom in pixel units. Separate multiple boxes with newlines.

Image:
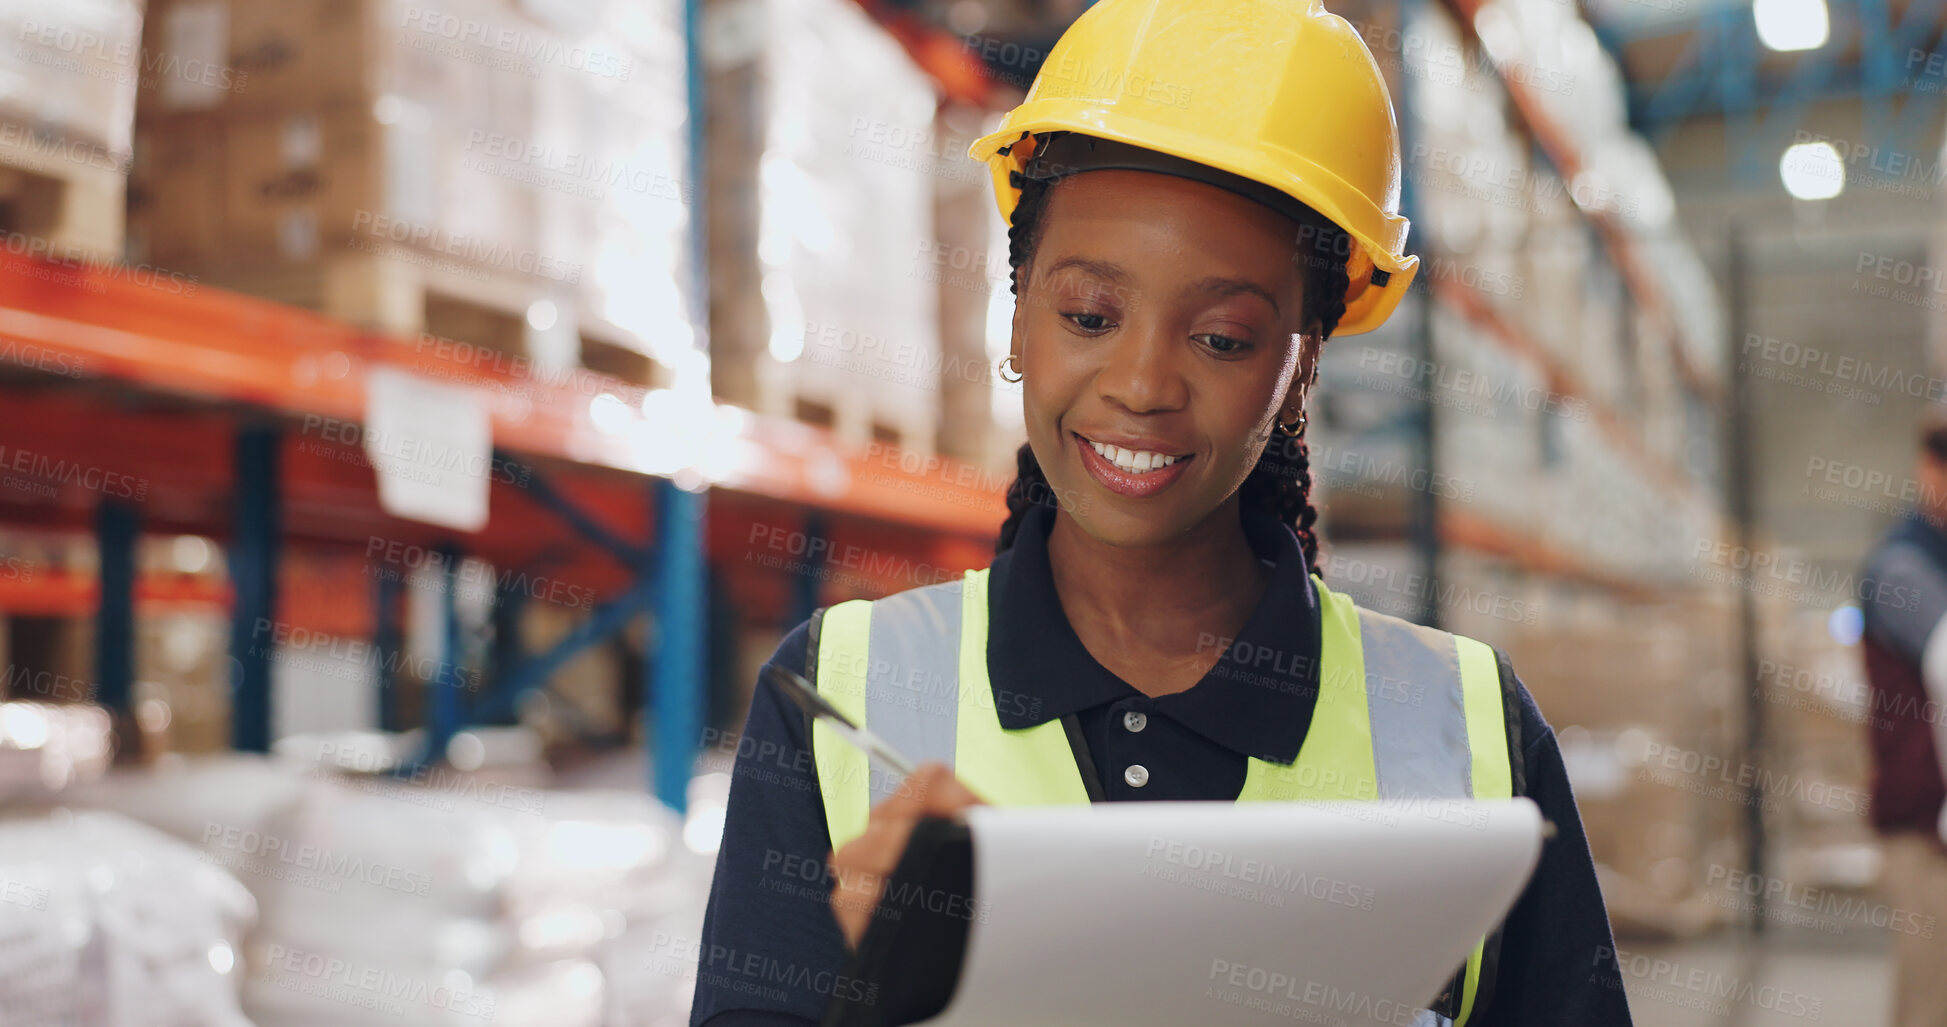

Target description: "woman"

left=691, top=0, right=1633, bottom=1024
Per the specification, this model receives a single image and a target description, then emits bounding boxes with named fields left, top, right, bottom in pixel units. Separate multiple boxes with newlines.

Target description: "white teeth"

left=1087, top=438, right=1182, bottom=474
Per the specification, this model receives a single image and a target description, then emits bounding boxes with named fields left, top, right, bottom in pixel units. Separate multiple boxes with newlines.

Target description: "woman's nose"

left=1094, top=321, right=1188, bottom=416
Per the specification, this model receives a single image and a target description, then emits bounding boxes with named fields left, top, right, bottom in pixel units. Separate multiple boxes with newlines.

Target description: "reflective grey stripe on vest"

left=1355, top=607, right=1474, bottom=803
left=854, top=584, right=1476, bottom=812
left=862, top=578, right=965, bottom=807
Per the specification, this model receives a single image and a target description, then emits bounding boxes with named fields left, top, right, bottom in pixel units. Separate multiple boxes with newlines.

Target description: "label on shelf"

left=363, top=365, right=492, bottom=531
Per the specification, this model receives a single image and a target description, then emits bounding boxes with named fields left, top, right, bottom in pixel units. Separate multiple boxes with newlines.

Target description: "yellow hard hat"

left=967, top=0, right=1419, bottom=337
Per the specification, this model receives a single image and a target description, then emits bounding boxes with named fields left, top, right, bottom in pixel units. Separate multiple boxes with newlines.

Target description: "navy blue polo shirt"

left=689, top=501, right=1634, bottom=1026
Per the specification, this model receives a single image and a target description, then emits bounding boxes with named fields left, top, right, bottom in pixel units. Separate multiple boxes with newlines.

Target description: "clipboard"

left=820, top=800, right=1545, bottom=1027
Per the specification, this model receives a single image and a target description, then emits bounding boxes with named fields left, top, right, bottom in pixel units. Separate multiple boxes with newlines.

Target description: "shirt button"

left=1124, top=764, right=1150, bottom=788
left=1123, top=711, right=1148, bottom=733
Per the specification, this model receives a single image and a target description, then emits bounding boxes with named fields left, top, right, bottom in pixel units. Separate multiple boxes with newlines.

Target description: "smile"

left=1074, top=432, right=1193, bottom=498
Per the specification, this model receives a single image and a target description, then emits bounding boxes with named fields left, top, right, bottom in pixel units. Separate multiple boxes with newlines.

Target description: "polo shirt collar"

left=984, top=499, right=1322, bottom=764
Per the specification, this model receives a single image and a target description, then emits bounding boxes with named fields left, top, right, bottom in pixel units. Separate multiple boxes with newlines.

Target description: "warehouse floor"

left=1618, top=933, right=1890, bottom=1026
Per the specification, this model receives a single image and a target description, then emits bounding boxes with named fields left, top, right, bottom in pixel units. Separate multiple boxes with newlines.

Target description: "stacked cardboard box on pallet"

left=749, top=0, right=945, bottom=454
left=1502, top=590, right=1747, bottom=937
left=0, top=1, right=144, bottom=261
left=128, top=0, right=692, bottom=383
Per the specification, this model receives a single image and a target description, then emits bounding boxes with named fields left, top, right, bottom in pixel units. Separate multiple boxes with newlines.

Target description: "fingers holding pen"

left=827, top=762, right=985, bottom=949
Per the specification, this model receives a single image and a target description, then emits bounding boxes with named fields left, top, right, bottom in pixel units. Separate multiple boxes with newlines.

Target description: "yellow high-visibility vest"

left=808, top=567, right=1518, bottom=1025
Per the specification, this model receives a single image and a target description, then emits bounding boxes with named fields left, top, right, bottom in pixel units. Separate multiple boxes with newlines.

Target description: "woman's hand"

left=828, top=762, right=985, bottom=949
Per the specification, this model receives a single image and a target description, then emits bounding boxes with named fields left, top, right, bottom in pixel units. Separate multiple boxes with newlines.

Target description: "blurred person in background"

left=1859, top=419, right=1947, bottom=1027
left=692, top=0, right=1632, bottom=1024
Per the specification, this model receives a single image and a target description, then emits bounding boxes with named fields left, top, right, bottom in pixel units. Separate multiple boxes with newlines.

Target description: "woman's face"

left=1011, top=169, right=1323, bottom=548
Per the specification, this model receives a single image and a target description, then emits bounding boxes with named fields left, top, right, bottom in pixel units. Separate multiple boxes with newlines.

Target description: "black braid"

left=994, top=162, right=1352, bottom=570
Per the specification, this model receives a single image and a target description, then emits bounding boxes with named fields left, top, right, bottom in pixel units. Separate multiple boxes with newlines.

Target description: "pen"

left=763, top=664, right=921, bottom=780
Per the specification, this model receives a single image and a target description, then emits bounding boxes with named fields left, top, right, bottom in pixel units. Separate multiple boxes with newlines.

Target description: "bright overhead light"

left=1754, top=0, right=1828, bottom=52
left=1779, top=141, right=1844, bottom=200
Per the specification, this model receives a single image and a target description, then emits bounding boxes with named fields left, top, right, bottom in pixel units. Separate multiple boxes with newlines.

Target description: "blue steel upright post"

left=646, top=0, right=711, bottom=812
left=651, top=479, right=706, bottom=812
left=229, top=425, right=281, bottom=752
left=428, top=543, right=465, bottom=763
left=94, top=500, right=137, bottom=717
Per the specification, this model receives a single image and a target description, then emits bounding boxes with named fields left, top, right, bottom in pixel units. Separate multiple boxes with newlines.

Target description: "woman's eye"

left=1064, top=312, right=1112, bottom=333
left=1196, top=333, right=1249, bottom=354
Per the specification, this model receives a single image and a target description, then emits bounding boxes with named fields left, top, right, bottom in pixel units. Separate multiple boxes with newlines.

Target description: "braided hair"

left=995, top=168, right=1352, bottom=568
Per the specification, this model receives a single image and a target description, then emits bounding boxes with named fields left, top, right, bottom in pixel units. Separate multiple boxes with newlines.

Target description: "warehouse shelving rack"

left=0, top=248, right=1005, bottom=809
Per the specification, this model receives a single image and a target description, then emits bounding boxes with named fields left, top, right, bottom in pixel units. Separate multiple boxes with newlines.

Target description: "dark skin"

left=829, top=169, right=1326, bottom=948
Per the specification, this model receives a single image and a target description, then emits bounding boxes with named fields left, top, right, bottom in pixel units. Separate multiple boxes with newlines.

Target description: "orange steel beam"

left=0, top=569, right=231, bottom=617
left=0, top=252, right=1005, bottom=542
left=1432, top=275, right=1702, bottom=507
left=1440, top=505, right=1661, bottom=600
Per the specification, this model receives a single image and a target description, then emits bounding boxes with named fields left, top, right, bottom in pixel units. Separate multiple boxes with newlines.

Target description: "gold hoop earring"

left=998, top=354, right=1023, bottom=383
left=1275, top=409, right=1307, bottom=436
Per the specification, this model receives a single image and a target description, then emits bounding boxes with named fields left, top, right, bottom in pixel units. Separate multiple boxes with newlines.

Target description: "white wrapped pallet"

left=0, top=810, right=257, bottom=1027
left=756, top=0, right=944, bottom=453
left=71, top=753, right=715, bottom=1025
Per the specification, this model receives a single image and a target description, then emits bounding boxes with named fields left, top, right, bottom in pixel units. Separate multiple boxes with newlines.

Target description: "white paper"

left=364, top=365, right=493, bottom=531
left=161, top=0, right=230, bottom=111
left=919, top=799, right=1544, bottom=1027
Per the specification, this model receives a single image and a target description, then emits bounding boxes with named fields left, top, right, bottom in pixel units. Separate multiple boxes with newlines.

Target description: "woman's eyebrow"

left=1042, top=255, right=1128, bottom=284
left=1188, top=275, right=1281, bottom=315
left=1040, top=258, right=1281, bottom=315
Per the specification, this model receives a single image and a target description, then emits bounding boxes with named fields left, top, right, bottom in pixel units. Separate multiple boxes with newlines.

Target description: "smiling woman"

left=691, top=1, right=1635, bottom=1025
left=993, top=142, right=1352, bottom=565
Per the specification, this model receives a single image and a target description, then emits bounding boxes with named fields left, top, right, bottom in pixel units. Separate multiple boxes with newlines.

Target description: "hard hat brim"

left=971, top=109, right=1419, bottom=337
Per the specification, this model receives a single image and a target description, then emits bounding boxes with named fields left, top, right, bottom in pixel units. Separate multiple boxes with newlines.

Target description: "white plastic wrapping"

left=73, top=753, right=716, bottom=1026
left=0, top=809, right=257, bottom=1027
left=0, top=0, right=144, bottom=157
